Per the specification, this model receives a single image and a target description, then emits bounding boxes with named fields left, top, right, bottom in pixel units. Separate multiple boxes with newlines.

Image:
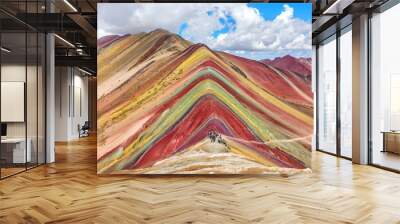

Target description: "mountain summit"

left=260, top=55, right=311, bottom=78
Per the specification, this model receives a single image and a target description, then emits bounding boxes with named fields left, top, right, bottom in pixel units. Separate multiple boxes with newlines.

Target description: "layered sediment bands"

left=260, top=55, right=312, bottom=79
left=97, top=34, right=129, bottom=49
left=218, top=52, right=313, bottom=108
left=97, top=29, right=313, bottom=175
left=97, top=29, right=192, bottom=85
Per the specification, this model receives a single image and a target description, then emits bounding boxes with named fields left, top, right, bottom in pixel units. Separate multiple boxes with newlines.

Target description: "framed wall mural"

left=97, top=3, right=313, bottom=175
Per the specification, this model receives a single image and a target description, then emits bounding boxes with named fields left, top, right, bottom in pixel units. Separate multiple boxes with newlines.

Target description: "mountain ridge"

left=260, top=55, right=311, bottom=78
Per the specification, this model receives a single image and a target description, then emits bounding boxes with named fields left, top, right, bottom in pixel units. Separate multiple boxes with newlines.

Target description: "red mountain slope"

left=260, top=55, right=311, bottom=78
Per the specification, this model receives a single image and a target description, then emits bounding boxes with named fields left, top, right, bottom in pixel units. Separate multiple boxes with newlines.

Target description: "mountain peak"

left=260, top=55, right=311, bottom=77
left=151, top=28, right=171, bottom=35
left=280, top=55, right=296, bottom=61
left=192, top=43, right=209, bottom=49
left=281, top=55, right=295, bottom=59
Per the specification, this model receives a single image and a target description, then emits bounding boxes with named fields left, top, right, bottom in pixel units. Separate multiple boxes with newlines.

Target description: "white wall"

left=55, top=67, right=89, bottom=141
left=1, top=63, right=46, bottom=164
left=55, top=66, right=69, bottom=141
left=1, top=65, right=33, bottom=138
left=1, top=65, right=26, bottom=146
left=73, top=73, right=89, bottom=137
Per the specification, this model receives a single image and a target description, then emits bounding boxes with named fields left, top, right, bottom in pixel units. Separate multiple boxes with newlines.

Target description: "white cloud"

left=180, top=9, right=225, bottom=43
left=98, top=3, right=209, bottom=37
left=98, top=3, right=311, bottom=59
left=205, top=4, right=311, bottom=52
left=98, top=28, right=112, bottom=38
left=275, top=4, right=294, bottom=23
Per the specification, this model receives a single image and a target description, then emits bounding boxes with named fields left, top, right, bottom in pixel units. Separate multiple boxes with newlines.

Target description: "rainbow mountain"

left=97, top=29, right=313, bottom=174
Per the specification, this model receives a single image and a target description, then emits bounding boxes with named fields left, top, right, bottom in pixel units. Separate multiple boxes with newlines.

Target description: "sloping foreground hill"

left=97, top=29, right=313, bottom=174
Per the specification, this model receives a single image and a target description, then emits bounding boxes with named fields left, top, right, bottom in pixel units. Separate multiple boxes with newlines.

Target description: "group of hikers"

left=207, top=130, right=228, bottom=147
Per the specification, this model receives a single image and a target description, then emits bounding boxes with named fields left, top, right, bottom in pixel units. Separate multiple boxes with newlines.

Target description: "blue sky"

left=249, top=3, right=311, bottom=22
left=98, top=3, right=312, bottom=60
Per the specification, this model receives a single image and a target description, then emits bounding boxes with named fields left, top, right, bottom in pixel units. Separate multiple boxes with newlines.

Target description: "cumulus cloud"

left=206, top=4, right=311, bottom=52
left=98, top=3, right=202, bottom=36
left=98, top=3, right=311, bottom=59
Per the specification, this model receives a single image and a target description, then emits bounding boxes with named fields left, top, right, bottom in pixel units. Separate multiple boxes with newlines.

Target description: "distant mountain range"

left=97, top=29, right=313, bottom=174
left=260, top=55, right=311, bottom=79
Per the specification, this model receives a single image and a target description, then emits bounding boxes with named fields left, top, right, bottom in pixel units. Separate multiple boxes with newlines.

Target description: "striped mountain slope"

left=97, top=29, right=313, bottom=174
